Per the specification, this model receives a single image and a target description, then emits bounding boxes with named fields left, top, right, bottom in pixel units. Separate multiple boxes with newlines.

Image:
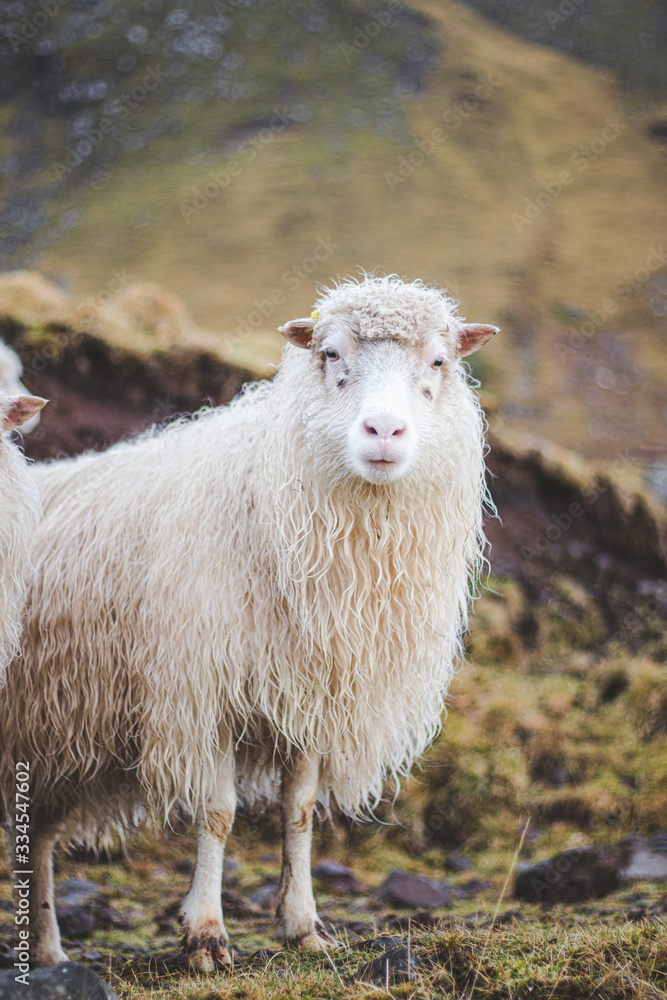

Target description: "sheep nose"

left=362, top=415, right=407, bottom=439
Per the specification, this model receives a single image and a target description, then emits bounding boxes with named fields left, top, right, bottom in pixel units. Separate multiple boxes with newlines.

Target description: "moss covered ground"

left=1, top=569, right=664, bottom=998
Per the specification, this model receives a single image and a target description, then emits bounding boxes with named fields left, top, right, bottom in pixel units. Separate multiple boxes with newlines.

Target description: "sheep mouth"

left=354, top=453, right=409, bottom=483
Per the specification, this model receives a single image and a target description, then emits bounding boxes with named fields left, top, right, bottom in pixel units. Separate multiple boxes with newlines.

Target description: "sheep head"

left=0, top=343, right=42, bottom=433
left=278, top=276, right=498, bottom=486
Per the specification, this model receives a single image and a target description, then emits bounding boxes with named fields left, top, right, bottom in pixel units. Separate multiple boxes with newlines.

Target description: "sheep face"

left=321, top=329, right=447, bottom=484
left=279, top=278, right=498, bottom=487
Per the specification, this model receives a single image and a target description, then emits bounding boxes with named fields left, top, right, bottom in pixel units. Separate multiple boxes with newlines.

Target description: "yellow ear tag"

left=310, top=311, right=320, bottom=319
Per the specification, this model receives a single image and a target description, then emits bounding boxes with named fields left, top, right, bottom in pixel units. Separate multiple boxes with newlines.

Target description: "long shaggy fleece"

left=0, top=276, right=490, bottom=838
left=0, top=400, right=40, bottom=683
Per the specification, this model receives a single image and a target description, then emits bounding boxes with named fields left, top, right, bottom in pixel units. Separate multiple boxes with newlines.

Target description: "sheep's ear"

left=278, top=318, right=315, bottom=349
left=2, top=395, right=48, bottom=431
left=457, top=324, right=499, bottom=357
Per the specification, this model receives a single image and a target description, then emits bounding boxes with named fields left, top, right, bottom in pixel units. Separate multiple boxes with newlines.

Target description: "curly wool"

left=312, top=273, right=462, bottom=346
left=0, top=276, right=490, bottom=838
left=0, top=399, right=40, bottom=684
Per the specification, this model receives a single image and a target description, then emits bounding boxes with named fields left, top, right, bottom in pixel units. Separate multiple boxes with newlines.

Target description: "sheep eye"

left=324, top=349, right=339, bottom=361
left=432, top=358, right=444, bottom=369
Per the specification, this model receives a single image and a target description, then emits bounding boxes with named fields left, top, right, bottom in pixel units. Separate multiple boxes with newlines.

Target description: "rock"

left=456, top=878, right=492, bottom=898
left=357, top=946, right=421, bottom=985
left=514, top=846, right=623, bottom=904
left=220, top=890, right=262, bottom=919
left=445, top=853, right=473, bottom=873
left=312, top=860, right=361, bottom=893
left=155, top=916, right=178, bottom=936
left=157, top=898, right=181, bottom=920
left=493, top=909, right=524, bottom=924
left=57, top=879, right=100, bottom=907
left=56, top=878, right=127, bottom=939
left=378, top=869, right=452, bottom=909
left=57, top=901, right=125, bottom=939
left=247, top=879, right=280, bottom=909
left=360, top=935, right=406, bottom=952
left=620, top=835, right=667, bottom=880
left=0, top=961, right=117, bottom=999
left=175, top=856, right=239, bottom=874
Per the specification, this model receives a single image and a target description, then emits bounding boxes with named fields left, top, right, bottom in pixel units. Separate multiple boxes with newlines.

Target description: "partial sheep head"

left=280, top=317, right=498, bottom=358
left=278, top=276, right=498, bottom=486
left=2, top=395, right=48, bottom=433
left=0, top=343, right=42, bottom=433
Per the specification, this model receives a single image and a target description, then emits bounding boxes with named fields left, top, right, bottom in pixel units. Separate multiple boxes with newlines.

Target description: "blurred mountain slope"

left=1, top=0, right=665, bottom=465
left=459, top=0, right=667, bottom=94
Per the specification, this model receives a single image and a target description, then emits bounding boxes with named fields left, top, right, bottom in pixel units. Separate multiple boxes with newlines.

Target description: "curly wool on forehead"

left=313, top=276, right=461, bottom=346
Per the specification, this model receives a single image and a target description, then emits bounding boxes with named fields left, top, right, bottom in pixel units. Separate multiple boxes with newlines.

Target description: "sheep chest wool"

left=0, top=276, right=498, bottom=970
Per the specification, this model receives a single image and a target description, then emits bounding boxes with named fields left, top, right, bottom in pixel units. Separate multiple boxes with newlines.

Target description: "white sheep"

left=0, top=275, right=498, bottom=970
left=0, top=344, right=41, bottom=433
left=0, top=395, right=46, bottom=683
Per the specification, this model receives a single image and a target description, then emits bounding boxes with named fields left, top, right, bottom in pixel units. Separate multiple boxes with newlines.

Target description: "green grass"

left=22, top=898, right=667, bottom=1000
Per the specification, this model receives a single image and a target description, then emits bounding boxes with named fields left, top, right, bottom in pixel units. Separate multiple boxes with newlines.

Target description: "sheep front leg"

left=180, top=756, right=237, bottom=972
left=275, top=754, right=336, bottom=950
left=8, top=815, right=69, bottom=966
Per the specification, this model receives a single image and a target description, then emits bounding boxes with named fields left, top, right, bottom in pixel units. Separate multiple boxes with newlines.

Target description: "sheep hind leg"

left=9, top=815, right=69, bottom=966
left=275, top=754, right=337, bottom=951
left=180, top=755, right=237, bottom=973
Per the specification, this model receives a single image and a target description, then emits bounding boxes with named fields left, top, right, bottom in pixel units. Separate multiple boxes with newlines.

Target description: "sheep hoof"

left=295, top=922, right=339, bottom=951
left=33, top=946, right=70, bottom=967
left=183, top=933, right=232, bottom=972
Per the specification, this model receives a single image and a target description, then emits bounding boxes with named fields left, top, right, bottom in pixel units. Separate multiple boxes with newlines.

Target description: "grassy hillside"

left=460, top=0, right=667, bottom=94
left=7, top=0, right=661, bottom=468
